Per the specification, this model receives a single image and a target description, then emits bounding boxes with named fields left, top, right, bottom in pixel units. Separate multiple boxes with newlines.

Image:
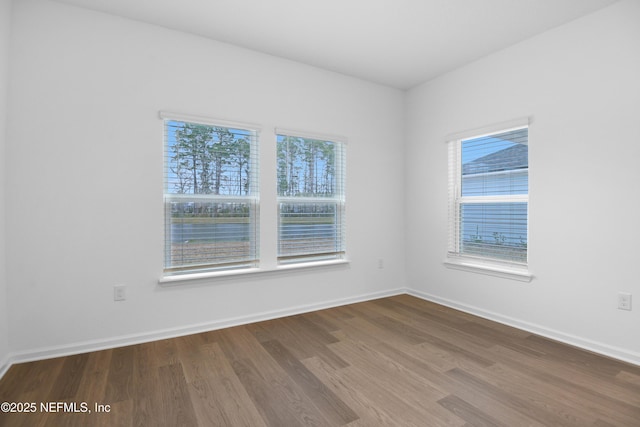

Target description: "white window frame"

left=444, top=118, right=532, bottom=282
left=160, top=111, right=261, bottom=278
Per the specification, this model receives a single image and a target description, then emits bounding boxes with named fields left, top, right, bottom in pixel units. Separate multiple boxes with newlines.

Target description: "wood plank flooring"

left=1, top=295, right=639, bottom=426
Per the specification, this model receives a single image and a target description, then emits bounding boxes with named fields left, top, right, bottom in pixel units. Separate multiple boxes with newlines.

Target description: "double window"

left=162, top=113, right=259, bottom=275
left=447, top=120, right=529, bottom=279
left=162, top=114, right=346, bottom=277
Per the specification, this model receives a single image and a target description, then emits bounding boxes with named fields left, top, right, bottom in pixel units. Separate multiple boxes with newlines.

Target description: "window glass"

left=276, top=134, right=346, bottom=264
left=164, top=119, right=259, bottom=274
left=449, top=126, right=528, bottom=265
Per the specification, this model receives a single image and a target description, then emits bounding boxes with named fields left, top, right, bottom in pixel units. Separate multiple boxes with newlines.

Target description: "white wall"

left=405, top=0, right=640, bottom=363
left=5, top=0, right=405, bottom=356
left=6, top=0, right=639, bottom=367
left=0, top=0, right=11, bottom=372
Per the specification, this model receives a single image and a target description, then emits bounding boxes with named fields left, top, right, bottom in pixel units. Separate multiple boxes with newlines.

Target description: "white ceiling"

left=53, top=0, right=617, bottom=89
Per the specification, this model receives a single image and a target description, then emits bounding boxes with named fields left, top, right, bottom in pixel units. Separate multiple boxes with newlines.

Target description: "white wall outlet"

left=378, top=258, right=384, bottom=269
left=114, top=285, right=126, bottom=302
left=618, top=292, right=632, bottom=311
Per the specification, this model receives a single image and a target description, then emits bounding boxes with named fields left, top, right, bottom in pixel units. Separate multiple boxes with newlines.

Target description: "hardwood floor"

left=1, top=295, right=639, bottom=426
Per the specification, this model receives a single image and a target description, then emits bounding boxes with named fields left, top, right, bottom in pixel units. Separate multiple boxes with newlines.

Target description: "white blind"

left=276, top=131, right=346, bottom=264
left=163, top=115, right=259, bottom=275
left=448, top=126, right=528, bottom=265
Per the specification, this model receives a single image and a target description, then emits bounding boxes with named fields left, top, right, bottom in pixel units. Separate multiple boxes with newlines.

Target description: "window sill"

left=158, top=259, right=350, bottom=285
left=443, top=257, right=532, bottom=282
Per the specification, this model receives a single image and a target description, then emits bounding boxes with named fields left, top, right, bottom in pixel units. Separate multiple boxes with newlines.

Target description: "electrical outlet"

left=114, top=285, right=126, bottom=302
left=377, top=258, right=384, bottom=269
left=618, top=292, right=632, bottom=311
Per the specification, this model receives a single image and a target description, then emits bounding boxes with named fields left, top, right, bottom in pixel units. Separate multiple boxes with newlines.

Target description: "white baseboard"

left=1, top=288, right=406, bottom=378
left=0, top=354, right=10, bottom=379
left=407, top=288, right=640, bottom=367
left=2, top=285, right=638, bottom=382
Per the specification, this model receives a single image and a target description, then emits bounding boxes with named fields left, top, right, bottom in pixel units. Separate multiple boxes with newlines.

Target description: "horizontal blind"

left=163, top=116, right=259, bottom=275
left=448, top=126, right=528, bottom=265
left=276, top=132, right=346, bottom=264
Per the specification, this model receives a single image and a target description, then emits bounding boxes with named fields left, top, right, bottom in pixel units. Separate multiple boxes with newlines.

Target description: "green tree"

left=173, top=123, right=214, bottom=194
left=228, top=136, right=251, bottom=195
left=302, top=140, right=319, bottom=195
left=171, top=123, right=252, bottom=196
left=277, top=136, right=302, bottom=196
left=210, top=127, right=234, bottom=195
left=318, top=141, right=336, bottom=195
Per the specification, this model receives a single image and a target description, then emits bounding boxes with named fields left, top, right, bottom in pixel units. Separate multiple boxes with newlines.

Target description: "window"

left=276, top=130, right=346, bottom=264
left=446, top=120, right=530, bottom=279
left=162, top=113, right=259, bottom=276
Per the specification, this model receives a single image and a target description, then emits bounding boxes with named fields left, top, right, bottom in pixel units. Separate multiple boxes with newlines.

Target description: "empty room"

left=0, top=0, right=639, bottom=425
